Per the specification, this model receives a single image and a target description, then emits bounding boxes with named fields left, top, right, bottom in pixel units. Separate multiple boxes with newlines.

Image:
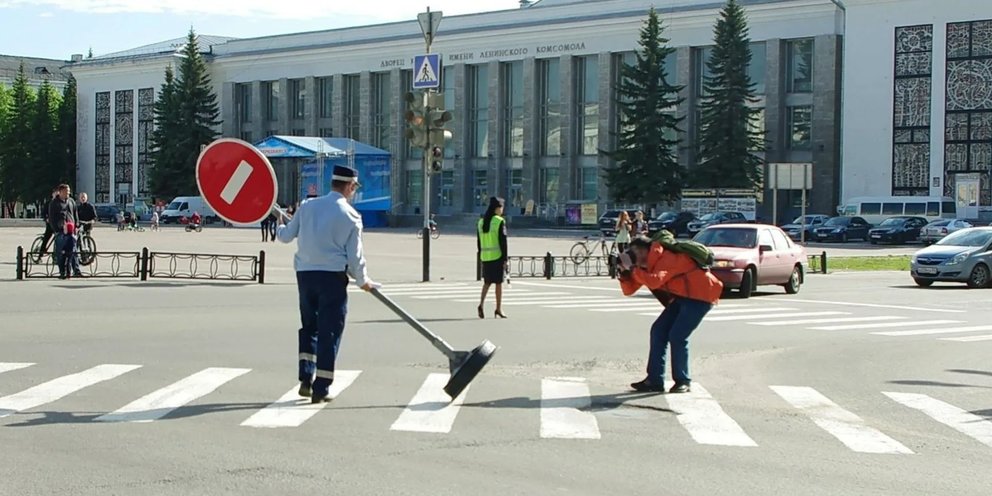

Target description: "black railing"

left=807, top=251, right=828, bottom=274
left=15, top=246, right=266, bottom=283
left=480, top=252, right=617, bottom=280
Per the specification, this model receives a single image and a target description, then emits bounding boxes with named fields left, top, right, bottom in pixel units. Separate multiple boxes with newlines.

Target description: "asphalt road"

left=1, top=226, right=990, bottom=496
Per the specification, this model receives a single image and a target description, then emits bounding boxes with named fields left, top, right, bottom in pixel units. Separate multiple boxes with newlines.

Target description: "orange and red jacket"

left=619, top=242, right=723, bottom=305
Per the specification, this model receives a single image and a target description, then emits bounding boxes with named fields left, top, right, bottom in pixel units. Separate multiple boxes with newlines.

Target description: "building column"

left=221, top=82, right=236, bottom=137
left=278, top=78, right=290, bottom=135
left=109, top=90, right=116, bottom=203
left=132, top=88, right=139, bottom=200
left=359, top=71, right=372, bottom=144
left=676, top=47, right=694, bottom=171
left=389, top=68, right=404, bottom=214
left=486, top=60, right=502, bottom=213
left=250, top=81, right=263, bottom=139
left=331, top=75, right=345, bottom=137
left=451, top=64, right=468, bottom=212
left=560, top=54, right=576, bottom=203
left=305, top=76, right=317, bottom=136
left=522, top=57, right=539, bottom=205
left=763, top=39, right=785, bottom=164
left=596, top=52, right=613, bottom=203
left=811, top=34, right=843, bottom=215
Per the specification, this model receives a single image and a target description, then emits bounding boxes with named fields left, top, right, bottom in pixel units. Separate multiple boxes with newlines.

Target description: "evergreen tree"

left=87, top=47, right=93, bottom=59
left=149, top=29, right=221, bottom=198
left=58, top=76, right=78, bottom=189
left=602, top=8, right=685, bottom=204
left=0, top=64, right=36, bottom=215
left=694, top=0, right=765, bottom=192
left=29, top=81, right=63, bottom=206
left=0, top=84, right=11, bottom=217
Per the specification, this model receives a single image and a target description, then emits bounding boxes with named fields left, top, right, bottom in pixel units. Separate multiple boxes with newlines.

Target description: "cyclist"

left=77, top=192, right=97, bottom=237
left=190, top=211, right=202, bottom=228
left=428, top=213, right=438, bottom=234
left=38, top=188, right=59, bottom=256
left=150, top=210, right=159, bottom=231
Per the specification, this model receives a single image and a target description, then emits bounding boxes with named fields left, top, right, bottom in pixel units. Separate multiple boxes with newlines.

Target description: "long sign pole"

left=419, top=8, right=441, bottom=282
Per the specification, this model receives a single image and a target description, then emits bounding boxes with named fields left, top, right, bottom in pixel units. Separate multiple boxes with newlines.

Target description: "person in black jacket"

left=48, top=184, right=79, bottom=276
left=77, top=192, right=97, bottom=235
left=38, top=188, right=58, bottom=256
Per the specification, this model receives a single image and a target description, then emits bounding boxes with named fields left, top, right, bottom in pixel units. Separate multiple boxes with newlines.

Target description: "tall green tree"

left=149, top=29, right=221, bottom=199
left=0, top=63, right=36, bottom=215
left=29, top=81, right=63, bottom=207
left=0, top=83, right=11, bottom=217
left=694, top=0, right=765, bottom=192
left=603, top=8, right=685, bottom=204
left=58, top=75, right=78, bottom=190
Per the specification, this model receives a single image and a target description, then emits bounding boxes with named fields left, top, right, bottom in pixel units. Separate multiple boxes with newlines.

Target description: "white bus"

left=838, top=196, right=956, bottom=225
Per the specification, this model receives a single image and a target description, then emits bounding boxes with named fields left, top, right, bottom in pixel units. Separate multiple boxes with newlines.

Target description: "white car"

left=920, top=219, right=972, bottom=245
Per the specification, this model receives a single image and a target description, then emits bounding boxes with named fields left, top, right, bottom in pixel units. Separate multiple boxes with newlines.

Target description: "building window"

left=440, top=170, right=454, bottom=207
left=469, top=65, right=490, bottom=158
left=263, top=81, right=278, bottom=121
left=502, top=61, right=524, bottom=157
left=787, top=106, right=812, bottom=150
left=540, top=167, right=559, bottom=204
left=576, top=56, right=599, bottom=155
left=291, top=129, right=306, bottom=136
left=343, top=75, right=361, bottom=140
left=539, top=58, right=562, bottom=156
left=892, top=24, right=934, bottom=196
left=579, top=167, right=599, bottom=201
left=406, top=170, right=423, bottom=208
left=787, top=39, right=814, bottom=93
left=317, top=127, right=333, bottom=137
left=239, top=131, right=253, bottom=143
left=372, top=72, right=391, bottom=149
left=235, top=83, right=252, bottom=125
left=749, top=107, right=766, bottom=152
left=317, top=77, right=333, bottom=119
left=289, top=79, right=305, bottom=120
left=473, top=169, right=489, bottom=207
left=944, top=19, right=992, bottom=205
left=506, top=169, right=523, bottom=208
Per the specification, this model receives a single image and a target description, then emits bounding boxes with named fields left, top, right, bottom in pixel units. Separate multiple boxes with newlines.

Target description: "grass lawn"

left=825, top=255, right=911, bottom=271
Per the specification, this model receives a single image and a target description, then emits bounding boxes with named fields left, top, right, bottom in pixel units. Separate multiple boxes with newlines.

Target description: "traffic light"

left=404, top=91, right=428, bottom=148
left=429, top=145, right=443, bottom=173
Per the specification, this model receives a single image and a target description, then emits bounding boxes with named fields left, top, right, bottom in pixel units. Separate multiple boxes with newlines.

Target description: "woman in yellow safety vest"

left=477, top=196, right=509, bottom=319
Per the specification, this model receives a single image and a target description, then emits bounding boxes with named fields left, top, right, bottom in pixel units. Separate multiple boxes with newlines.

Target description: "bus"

left=838, top=196, right=956, bottom=225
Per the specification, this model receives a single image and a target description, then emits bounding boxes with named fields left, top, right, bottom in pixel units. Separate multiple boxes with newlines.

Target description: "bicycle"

left=29, top=223, right=97, bottom=266
left=416, top=224, right=440, bottom=240
left=569, top=234, right=617, bottom=264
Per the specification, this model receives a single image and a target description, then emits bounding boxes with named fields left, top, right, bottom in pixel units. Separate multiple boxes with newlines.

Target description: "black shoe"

left=669, top=383, right=691, bottom=394
left=298, top=382, right=312, bottom=398
left=630, top=379, right=666, bottom=392
left=311, top=392, right=331, bottom=404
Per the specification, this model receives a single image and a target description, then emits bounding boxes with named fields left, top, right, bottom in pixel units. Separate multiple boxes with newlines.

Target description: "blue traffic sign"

left=413, top=54, right=442, bottom=89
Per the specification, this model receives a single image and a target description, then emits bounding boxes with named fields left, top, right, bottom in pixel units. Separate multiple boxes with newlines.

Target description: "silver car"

left=919, top=219, right=972, bottom=245
left=911, top=227, right=992, bottom=288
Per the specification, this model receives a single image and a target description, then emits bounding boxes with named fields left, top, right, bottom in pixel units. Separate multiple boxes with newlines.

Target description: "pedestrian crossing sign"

left=413, top=53, right=442, bottom=89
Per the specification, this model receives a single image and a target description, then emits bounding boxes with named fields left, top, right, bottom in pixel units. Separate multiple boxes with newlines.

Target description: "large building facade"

left=66, top=0, right=991, bottom=221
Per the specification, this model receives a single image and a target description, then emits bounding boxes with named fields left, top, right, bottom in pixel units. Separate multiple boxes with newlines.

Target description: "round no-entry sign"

left=196, top=138, right=278, bottom=225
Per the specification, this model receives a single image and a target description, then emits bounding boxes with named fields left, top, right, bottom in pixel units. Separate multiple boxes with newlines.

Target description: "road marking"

left=410, top=290, right=535, bottom=299
left=874, top=325, right=992, bottom=337
left=219, top=160, right=254, bottom=204
left=0, top=363, right=34, bottom=375
left=884, top=392, right=992, bottom=448
left=0, top=364, right=142, bottom=419
left=540, top=377, right=601, bottom=439
left=664, top=382, right=757, bottom=447
left=391, top=373, right=468, bottom=433
left=512, top=281, right=632, bottom=292
left=449, top=294, right=593, bottom=304
left=770, top=386, right=912, bottom=454
left=349, top=283, right=470, bottom=292
left=750, top=315, right=892, bottom=326
left=809, top=319, right=961, bottom=331
left=699, top=312, right=839, bottom=322
left=383, top=287, right=490, bottom=294
left=708, top=307, right=797, bottom=315
left=939, top=334, right=992, bottom=342
left=776, top=298, right=965, bottom=314
left=590, top=305, right=668, bottom=312
left=242, top=370, right=362, bottom=428
left=96, top=367, right=251, bottom=423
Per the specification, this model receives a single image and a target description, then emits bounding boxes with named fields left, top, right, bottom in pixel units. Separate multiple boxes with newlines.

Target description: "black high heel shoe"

left=494, top=309, right=507, bottom=319
left=477, top=305, right=485, bottom=319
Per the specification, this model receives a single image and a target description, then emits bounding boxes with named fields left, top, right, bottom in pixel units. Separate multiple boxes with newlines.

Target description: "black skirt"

left=482, top=260, right=505, bottom=284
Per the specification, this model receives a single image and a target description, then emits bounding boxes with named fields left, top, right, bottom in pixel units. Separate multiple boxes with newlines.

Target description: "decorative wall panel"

left=114, top=90, right=134, bottom=204
left=944, top=20, right=992, bottom=207
left=94, top=92, right=111, bottom=204
left=138, top=88, right=153, bottom=198
left=892, top=25, right=933, bottom=196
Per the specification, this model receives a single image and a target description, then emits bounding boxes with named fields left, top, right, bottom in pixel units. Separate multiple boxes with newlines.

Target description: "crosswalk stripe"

left=770, top=386, right=912, bottom=454
left=409, top=291, right=525, bottom=299
left=590, top=305, right=667, bottom=312
left=562, top=302, right=751, bottom=310
left=449, top=295, right=594, bottom=304
left=383, top=288, right=503, bottom=295
left=351, top=283, right=468, bottom=291
left=809, top=319, right=961, bottom=331
left=708, top=307, right=796, bottom=315
left=241, top=370, right=362, bottom=428
left=939, top=334, right=992, bottom=342
left=884, top=392, right=992, bottom=448
left=391, top=373, right=468, bottom=433
left=874, top=325, right=992, bottom=337
left=95, top=367, right=251, bottom=423
left=0, top=364, right=142, bottom=419
left=540, top=377, right=600, bottom=439
left=700, top=312, right=836, bottom=322
left=0, top=363, right=34, bottom=375
left=664, top=382, right=757, bottom=447
left=750, top=315, right=889, bottom=326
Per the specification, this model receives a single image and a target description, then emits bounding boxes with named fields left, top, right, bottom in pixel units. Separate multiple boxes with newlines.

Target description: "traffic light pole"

left=422, top=88, right=432, bottom=283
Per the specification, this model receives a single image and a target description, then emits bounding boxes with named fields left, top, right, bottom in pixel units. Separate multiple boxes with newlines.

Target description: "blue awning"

left=254, top=136, right=390, bottom=158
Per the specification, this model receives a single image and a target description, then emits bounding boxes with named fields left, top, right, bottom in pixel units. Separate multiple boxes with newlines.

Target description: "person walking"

left=48, top=184, right=80, bottom=277
left=477, top=197, right=508, bottom=319
left=632, top=211, right=649, bottom=237
left=260, top=214, right=271, bottom=242
left=617, top=235, right=723, bottom=394
left=59, top=221, right=80, bottom=279
left=615, top=211, right=632, bottom=253
left=275, top=165, right=378, bottom=403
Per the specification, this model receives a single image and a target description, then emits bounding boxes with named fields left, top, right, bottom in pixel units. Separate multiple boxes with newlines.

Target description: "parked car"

left=94, top=204, right=121, bottom=223
left=911, top=227, right=992, bottom=288
left=648, top=211, right=697, bottom=237
left=597, top=210, right=639, bottom=237
left=694, top=224, right=807, bottom=298
left=812, top=216, right=871, bottom=242
left=780, top=214, right=831, bottom=241
left=920, top=219, right=973, bottom=245
left=868, top=216, right=928, bottom=244
left=687, top=212, right=747, bottom=236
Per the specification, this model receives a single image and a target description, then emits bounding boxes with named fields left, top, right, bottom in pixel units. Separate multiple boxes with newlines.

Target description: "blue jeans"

left=53, top=234, right=80, bottom=276
left=296, top=271, right=349, bottom=395
left=647, top=297, right=712, bottom=385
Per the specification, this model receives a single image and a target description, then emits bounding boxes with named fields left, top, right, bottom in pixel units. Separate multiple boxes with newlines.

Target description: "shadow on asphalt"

left=354, top=318, right=482, bottom=324
left=49, top=281, right=260, bottom=289
left=463, top=391, right=675, bottom=414
left=887, top=285, right=972, bottom=290
left=948, top=369, right=992, bottom=378
left=0, top=402, right=273, bottom=427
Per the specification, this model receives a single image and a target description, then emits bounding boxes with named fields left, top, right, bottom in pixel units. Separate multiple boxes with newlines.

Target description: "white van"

left=838, top=196, right=956, bottom=225
left=160, top=196, right=217, bottom=224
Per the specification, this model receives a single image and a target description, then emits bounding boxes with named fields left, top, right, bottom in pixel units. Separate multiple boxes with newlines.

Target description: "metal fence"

left=15, top=246, right=266, bottom=283
left=807, top=251, right=828, bottom=274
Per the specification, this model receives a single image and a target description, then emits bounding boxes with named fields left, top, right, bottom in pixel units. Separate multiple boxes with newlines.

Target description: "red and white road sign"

left=196, top=138, right=278, bottom=225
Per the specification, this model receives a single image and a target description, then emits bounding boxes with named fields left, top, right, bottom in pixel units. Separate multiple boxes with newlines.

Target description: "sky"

left=0, top=0, right=524, bottom=60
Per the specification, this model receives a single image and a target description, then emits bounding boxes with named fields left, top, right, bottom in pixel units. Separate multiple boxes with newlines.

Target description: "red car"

left=694, top=224, right=807, bottom=298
